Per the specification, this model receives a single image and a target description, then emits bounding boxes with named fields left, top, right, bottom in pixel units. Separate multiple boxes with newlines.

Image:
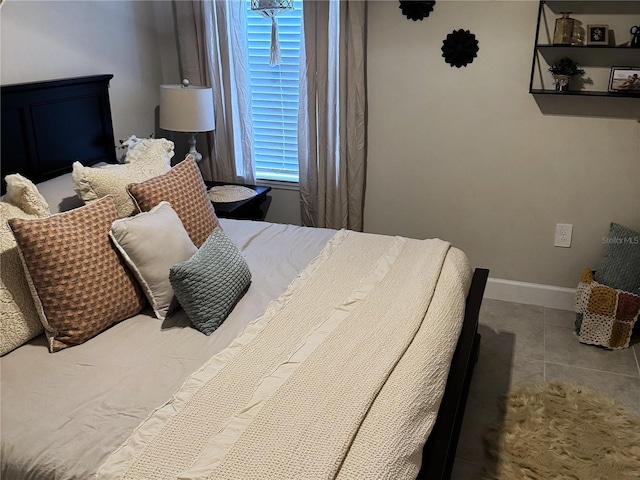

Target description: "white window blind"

left=246, top=2, right=302, bottom=182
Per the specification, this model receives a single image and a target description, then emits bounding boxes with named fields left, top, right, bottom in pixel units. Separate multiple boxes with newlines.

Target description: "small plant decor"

left=548, top=57, right=585, bottom=92
left=548, top=57, right=585, bottom=77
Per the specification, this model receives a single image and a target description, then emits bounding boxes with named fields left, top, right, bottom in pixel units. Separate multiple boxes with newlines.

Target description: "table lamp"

left=159, top=79, right=214, bottom=162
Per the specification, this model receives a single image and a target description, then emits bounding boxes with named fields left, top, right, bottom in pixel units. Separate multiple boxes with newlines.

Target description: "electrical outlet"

left=554, top=223, right=573, bottom=248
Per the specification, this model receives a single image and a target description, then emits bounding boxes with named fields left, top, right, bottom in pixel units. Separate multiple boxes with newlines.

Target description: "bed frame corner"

left=418, top=267, right=489, bottom=479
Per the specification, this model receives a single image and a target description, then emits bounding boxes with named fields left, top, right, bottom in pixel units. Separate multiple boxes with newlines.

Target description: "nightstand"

left=204, top=181, right=272, bottom=221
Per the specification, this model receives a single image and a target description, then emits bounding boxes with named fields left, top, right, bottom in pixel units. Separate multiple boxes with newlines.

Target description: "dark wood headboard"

left=1, top=74, right=117, bottom=194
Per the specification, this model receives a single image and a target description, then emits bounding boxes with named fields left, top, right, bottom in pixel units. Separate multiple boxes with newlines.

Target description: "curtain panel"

left=298, top=0, right=367, bottom=230
left=174, top=0, right=256, bottom=184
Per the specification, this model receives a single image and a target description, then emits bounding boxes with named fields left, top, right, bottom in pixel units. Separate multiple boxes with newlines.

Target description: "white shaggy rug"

left=483, top=382, right=640, bottom=479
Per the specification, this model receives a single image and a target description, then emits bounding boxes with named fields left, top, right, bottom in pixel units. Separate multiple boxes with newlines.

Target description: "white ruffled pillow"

left=1, top=174, right=50, bottom=355
left=3, top=173, right=51, bottom=217
left=72, top=138, right=174, bottom=218
left=124, top=137, right=175, bottom=165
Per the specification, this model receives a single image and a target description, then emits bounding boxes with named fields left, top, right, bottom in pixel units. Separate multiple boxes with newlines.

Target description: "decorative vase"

left=572, top=24, right=585, bottom=46
left=553, top=74, right=571, bottom=92
left=553, top=12, right=575, bottom=45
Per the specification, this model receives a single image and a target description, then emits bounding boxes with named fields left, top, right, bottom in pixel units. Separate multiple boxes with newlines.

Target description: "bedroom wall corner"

left=0, top=0, right=171, bottom=147
left=364, top=0, right=640, bottom=290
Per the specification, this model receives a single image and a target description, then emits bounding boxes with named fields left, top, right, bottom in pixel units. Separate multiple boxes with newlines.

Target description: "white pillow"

left=110, top=201, right=197, bottom=320
left=1, top=174, right=50, bottom=355
left=0, top=173, right=49, bottom=355
left=72, top=137, right=174, bottom=218
left=124, top=137, right=175, bottom=164
left=0, top=203, right=46, bottom=355
left=4, top=173, right=50, bottom=217
left=72, top=158, right=171, bottom=218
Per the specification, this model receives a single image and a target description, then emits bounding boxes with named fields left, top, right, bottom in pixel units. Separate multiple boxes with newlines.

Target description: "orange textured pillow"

left=127, top=155, right=219, bottom=247
left=8, top=196, right=146, bottom=352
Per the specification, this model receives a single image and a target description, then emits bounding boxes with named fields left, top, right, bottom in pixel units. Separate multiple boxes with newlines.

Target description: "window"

left=245, top=2, right=302, bottom=183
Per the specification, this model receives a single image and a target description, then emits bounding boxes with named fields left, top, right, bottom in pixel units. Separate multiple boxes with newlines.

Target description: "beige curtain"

left=174, top=0, right=255, bottom=184
left=298, top=0, right=367, bottom=230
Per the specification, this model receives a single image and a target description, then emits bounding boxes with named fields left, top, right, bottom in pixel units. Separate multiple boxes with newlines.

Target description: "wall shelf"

left=529, top=1, right=640, bottom=118
left=543, top=1, right=640, bottom=16
left=536, top=45, right=640, bottom=66
left=531, top=88, right=640, bottom=98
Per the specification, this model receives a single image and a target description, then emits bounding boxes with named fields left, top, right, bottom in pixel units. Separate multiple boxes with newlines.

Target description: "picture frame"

left=608, top=67, right=640, bottom=93
left=586, top=24, right=609, bottom=45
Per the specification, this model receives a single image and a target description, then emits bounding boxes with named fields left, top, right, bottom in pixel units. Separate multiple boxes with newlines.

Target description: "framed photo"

left=586, top=24, right=609, bottom=45
left=608, top=67, right=640, bottom=93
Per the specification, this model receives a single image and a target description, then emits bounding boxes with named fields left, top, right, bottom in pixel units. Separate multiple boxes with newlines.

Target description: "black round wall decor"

left=399, top=1, right=436, bottom=21
left=441, top=29, right=479, bottom=68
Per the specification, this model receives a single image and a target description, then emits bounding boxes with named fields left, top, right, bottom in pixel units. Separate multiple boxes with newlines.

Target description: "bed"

left=0, top=75, right=488, bottom=480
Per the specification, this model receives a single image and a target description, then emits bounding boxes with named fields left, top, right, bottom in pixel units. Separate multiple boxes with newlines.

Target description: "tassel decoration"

left=269, top=17, right=281, bottom=66
left=250, top=0, right=293, bottom=67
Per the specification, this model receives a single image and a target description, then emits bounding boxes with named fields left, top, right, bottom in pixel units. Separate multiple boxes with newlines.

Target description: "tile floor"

left=451, top=298, right=640, bottom=479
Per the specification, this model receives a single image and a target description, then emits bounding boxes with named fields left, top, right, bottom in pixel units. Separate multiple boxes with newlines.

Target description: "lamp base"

left=186, top=132, right=203, bottom=162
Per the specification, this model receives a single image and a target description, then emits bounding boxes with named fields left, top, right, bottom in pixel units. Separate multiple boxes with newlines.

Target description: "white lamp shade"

left=159, top=84, right=215, bottom=133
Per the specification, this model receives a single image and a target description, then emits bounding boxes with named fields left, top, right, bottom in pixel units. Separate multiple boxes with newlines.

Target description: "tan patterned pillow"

left=128, top=155, right=219, bottom=247
left=8, top=196, right=146, bottom=352
left=0, top=202, right=46, bottom=355
left=72, top=145, right=172, bottom=218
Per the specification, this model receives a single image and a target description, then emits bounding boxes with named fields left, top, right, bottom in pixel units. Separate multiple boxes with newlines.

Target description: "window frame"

left=245, top=2, right=302, bottom=184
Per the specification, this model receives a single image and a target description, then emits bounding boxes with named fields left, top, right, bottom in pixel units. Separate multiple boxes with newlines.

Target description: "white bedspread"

left=1, top=221, right=471, bottom=480
left=0, top=220, right=335, bottom=480
left=97, top=230, right=471, bottom=480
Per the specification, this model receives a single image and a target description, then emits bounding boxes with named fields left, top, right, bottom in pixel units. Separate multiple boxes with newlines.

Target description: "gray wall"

left=1, top=0, right=176, bottom=148
left=364, top=1, right=639, bottom=288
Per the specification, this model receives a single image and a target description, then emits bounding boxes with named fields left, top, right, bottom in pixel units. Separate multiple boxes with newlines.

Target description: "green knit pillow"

left=169, top=227, right=251, bottom=335
left=595, top=223, right=640, bottom=294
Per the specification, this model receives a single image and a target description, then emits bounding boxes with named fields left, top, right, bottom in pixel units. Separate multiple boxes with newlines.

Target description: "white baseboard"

left=484, top=277, right=576, bottom=311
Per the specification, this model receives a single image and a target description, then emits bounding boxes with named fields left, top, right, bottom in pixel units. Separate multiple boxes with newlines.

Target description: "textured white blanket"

left=98, top=230, right=470, bottom=480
